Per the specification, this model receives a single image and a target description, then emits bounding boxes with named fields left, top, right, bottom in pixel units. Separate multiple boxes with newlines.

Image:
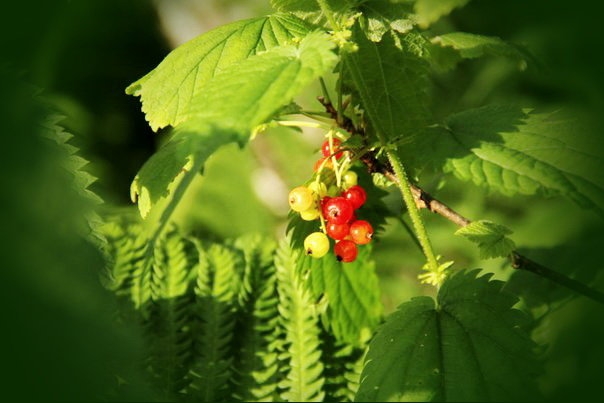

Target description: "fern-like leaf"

left=275, top=241, right=325, bottom=402
left=188, top=242, right=243, bottom=402
left=230, top=234, right=281, bottom=402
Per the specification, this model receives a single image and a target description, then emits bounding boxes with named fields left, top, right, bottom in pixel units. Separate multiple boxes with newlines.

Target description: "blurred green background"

left=1, top=0, right=603, bottom=401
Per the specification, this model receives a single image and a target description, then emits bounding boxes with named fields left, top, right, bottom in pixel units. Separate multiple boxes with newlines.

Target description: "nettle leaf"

left=456, top=220, right=516, bottom=259
left=419, top=106, right=604, bottom=216
left=413, top=0, right=471, bottom=28
left=343, top=25, right=431, bottom=142
left=298, top=246, right=383, bottom=346
left=431, top=32, right=533, bottom=71
left=127, top=14, right=313, bottom=131
left=131, top=32, right=337, bottom=225
left=356, top=270, right=540, bottom=402
left=358, top=0, right=415, bottom=42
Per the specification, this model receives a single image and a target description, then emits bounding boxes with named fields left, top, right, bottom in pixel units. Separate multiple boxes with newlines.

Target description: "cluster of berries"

left=288, top=137, right=374, bottom=263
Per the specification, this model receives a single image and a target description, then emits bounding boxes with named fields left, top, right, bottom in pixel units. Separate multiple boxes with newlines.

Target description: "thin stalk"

left=386, top=150, right=439, bottom=273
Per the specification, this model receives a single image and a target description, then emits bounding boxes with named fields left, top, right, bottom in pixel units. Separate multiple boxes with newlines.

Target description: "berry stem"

left=386, top=149, right=440, bottom=275
left=328, top=131, right=342, bottom=187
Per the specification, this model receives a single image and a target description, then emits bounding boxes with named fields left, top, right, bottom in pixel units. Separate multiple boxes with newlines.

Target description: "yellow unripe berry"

left=300, top=207, right=320, bottom=221
left=342, top=171, right=358, bottom=189
left=304, top=232, right=330, bottom=258
left=289, top=186, right=313, bottom=212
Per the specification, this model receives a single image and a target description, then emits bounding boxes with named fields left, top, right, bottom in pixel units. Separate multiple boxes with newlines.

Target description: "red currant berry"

left=321, top=139, right=343, bottom=159
left=335, top=240, right=358, bottom=263
left=326, top=222, right=350, bottom=240
left=348, top=213, right=357, bottom=223
left=322, top=197, right=354, bottom=224
left=343, top=185, right=367, bottom=210
left=321, top=196, right=332, bottom=212
left=350, top=220, right=373, bottom=245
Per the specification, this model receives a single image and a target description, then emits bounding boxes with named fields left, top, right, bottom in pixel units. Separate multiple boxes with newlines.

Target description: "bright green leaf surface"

left=355, top=270, right=540, bottom=402
left=456, top=220, right=516, bottom=259
left=127, top=14, right=313, bottom=130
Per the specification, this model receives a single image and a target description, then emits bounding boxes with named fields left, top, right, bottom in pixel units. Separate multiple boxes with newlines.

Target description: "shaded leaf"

left=411, top=106, right=604, bottom=216
left=356, top=270, right=540, bottom=402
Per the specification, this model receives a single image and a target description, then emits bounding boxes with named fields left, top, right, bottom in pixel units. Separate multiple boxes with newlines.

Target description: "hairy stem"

left=386, top=150, right=439, bottom=273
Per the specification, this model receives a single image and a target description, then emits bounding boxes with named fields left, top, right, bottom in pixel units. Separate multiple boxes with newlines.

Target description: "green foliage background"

left=1, top=0, right=604, bottom=401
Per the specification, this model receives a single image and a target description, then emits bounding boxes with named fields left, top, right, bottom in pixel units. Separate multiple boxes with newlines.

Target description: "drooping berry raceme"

left=326, top=221, right=350, bottom=241
left=304, top=232, right=330, bottom=258
left=335, top=240, right=358, bottom=263
left=322, top=197, right=354, bottom=224
left=350, top=220, right=373, bottom=245
left=289, top=186, right=313, bottom=212
left=288, top=132, right=375, bottom=262
left=343, top=185, right=367, bottom=210
left=322, top=138, right=343, bottom=159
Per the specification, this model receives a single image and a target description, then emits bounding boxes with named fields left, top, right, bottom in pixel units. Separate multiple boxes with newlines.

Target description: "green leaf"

left=126, top=14, right=313, bottom=131
left=343, top=25, right=431, bottom=142
left=419, top=106, right=604, bottom=216
left=431, top=32, right=533, bottom=71
left=456, top=220, right=516, bottom=259
left=358, top=0, right=415, bottom=42
left=298, top=246, right=383, bottom=346
left=131, top=32, right=337, bottom=239
left=276, top=241, right=325, bottom=402
left=413, top=0, right=471, bottom=28
left=355, top=270, right=540, bottom=402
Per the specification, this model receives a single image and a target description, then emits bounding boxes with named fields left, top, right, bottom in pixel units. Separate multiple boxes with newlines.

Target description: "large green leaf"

left=343, top=24, right=431, bottom=142
left=127, top=14, right=313, bottom=130
left=298, top=246, right=383, bottom=346
left=417, top=105, right=604, bottom=216
left=355, top=270, right=540, bottom=402
left=131, top=32, right=337, bottom=234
